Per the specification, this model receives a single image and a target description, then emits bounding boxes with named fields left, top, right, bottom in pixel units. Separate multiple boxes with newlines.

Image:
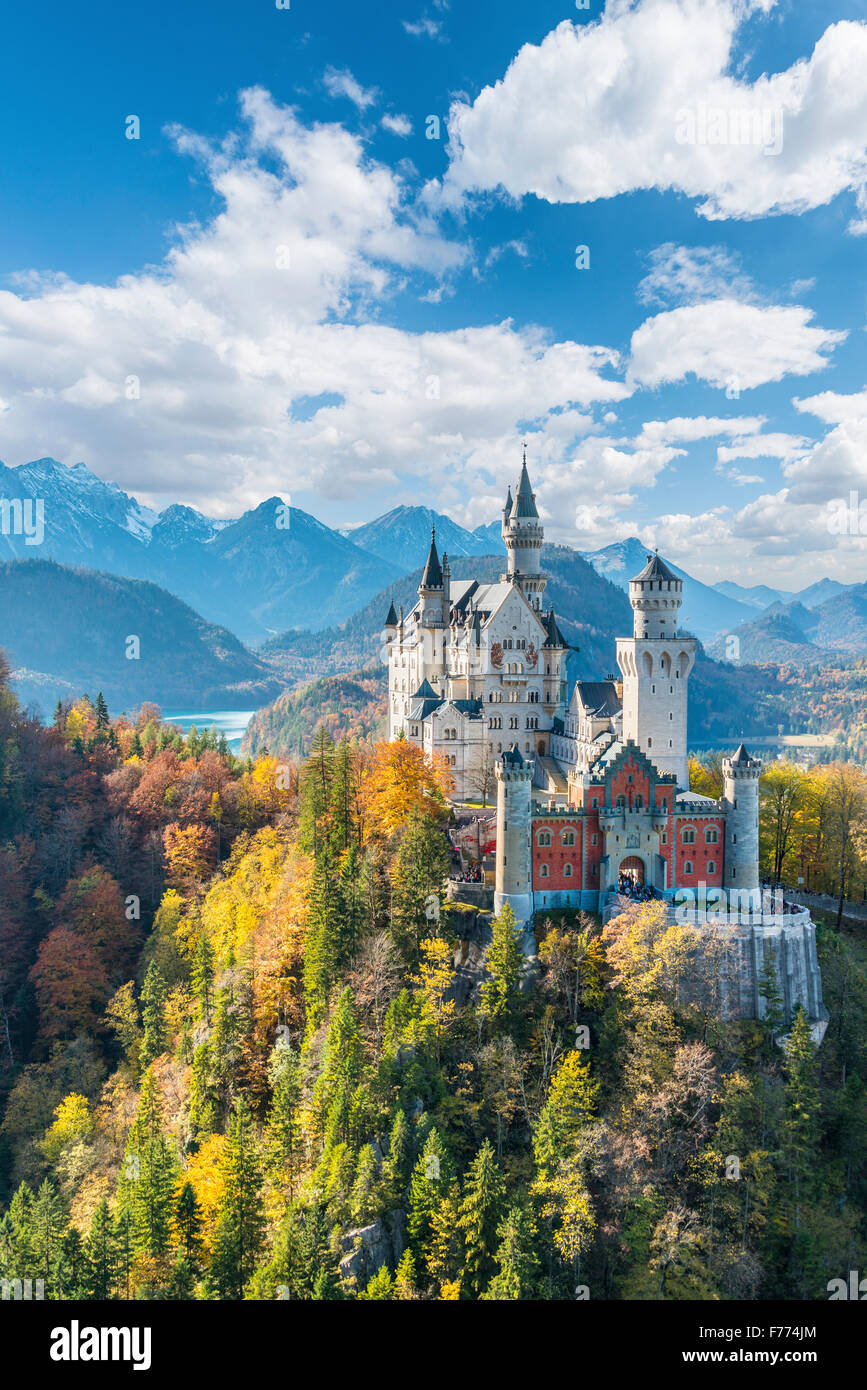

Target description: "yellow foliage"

left=359, top=740, right=452, bottom=839
left=183, top=1133, right=228, bottom=1254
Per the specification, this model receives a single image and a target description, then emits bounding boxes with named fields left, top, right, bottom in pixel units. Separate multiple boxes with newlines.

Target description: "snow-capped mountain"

left=0, top=458, right=399, bottom=641
left=579, top=537, right=755, bottom=645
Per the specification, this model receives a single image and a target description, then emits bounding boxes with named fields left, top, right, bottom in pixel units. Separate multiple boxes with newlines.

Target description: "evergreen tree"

left=479, top=903, right=524, bottom=1022
left=782, top=1005, right=821, bottom=1231
left=95, top=692, right=110, bottom=730
left=211, top=1099, right=266, bottom=1299
left=84, top=1200, right=118, bottom=1300
left=122, top=1068, right=178, bottom=1260
left=483, top=1205, right=539, bottom=1300
left=31, top=1178, right=67, bottom=1291
left=173, top=1182, right=204, bottom=1269
left=140, top=960, right=168, bottom=1067
left=457, top=1139, right=506, bottom=1296
left=192, top=935, right=215, bottom=1024
left=408, top=1127, right=453, bottom=1260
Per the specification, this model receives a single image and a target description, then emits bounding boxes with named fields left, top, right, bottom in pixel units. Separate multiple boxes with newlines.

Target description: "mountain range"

left=1, top=559, right=284, bottom=712
left=709, top=586, right=867, bottom=666
left=0, top=459, right=400, bottom=642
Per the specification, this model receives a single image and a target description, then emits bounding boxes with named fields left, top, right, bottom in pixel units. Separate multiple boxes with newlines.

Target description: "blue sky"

left=1, top=0, right=866, bottom=588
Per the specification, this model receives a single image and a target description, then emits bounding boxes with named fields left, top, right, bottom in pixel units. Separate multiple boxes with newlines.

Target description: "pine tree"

left=758, top=952, right=785, bottom=1044
left=84, top=1200, right=118, bottom=1300
left=265, top=1038, right=302, bottom=1199
left=483, top=1205, right=539, bottom=1300
left=140, top=960, right=168, bottom=1066
left=360, top=1264, right=394, bottom=1299
left=31, top=1178, right=67, bottom=1291
left=192, top=935, right=215, bottom=1024
left=394, top=1248, right=418, bottom=1300
left=122, top=1068, right=178, bottom=1260
left=313, top=988, right=364, bottom=1149
left=782, top=1004, right=821, bottom=1231
left=95, top=692, right=110, bottom=730
left=457, top=1139, right=506, bottom=1296
left=408, top=1127, right=453, bottom=1259
left=173, top=1182, right=204, bottom=1268
left=299, top=726, right=335, bottom=857
left=386, top=1108, right=411, bottom=1196
left=479, top=902, right=523, bottom=1022
left=211, top=1098, right=266, bottom=1299
left=56, top=1225, right=87, bottom=1299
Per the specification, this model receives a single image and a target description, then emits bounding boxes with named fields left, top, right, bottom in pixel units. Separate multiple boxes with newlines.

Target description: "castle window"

left=564, top=864, right=573, bottom=878
left=562, top=830, right=575, bottom=846
left=684, top=861, right=693, bottom=875
left=539, top=864, right=549, bottom=878
left=634, top=794, right=643, bottom=809
left=705, top=828, right=719, bottom=844
left=615, top=795, right=626, bottom=810
left=537, top=830, right=552, bottom=847
left=733, top=833, right=737, bottom=844
left=707, top=861, right=716, bottom=874
left=592, top=834, right=598, bottom=846
left=682, top=827, right=696, bottom=844
left=647, top=737, right=652, bottom=748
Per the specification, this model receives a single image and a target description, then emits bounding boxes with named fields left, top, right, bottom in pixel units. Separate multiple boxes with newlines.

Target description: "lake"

left=161, top=709, right=255, bottom=753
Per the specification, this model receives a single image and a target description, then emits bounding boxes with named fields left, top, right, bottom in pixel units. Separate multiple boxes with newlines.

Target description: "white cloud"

left=0, top=90, right=634, bottom=518
left=382, top=113, right=413, bottom=137
left=637, top=243, right=754, bottom=306
left=793, top=388, right=867, bottom=424
left=439, top=0, right=867, bottom=224
left=628, top=300, right=845, bottom=390
left=323, top=67, right=378, bottom=111
left=403, top=17, right=443, bottom=39
left=716, top=432, right=809, bottom=464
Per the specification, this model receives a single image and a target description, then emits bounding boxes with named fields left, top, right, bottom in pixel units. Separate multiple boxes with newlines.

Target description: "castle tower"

left=418, top=527, right=447, bottom=628
left=616, top=552, right=697, bottom=789
left=501, top=448, right=546, bottom=611
left=494, top=746, right=535, bottom=924
left=722, top=743, right=762, bottom=894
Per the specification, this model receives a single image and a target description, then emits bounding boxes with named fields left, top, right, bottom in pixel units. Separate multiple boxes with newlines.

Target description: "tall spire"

left=420, top=525, right=443, bottom=589
left=515, top=454, right=539, bottom=519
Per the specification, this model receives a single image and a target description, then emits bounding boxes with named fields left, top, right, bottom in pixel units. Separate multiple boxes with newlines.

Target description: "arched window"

left=707, top=861, right=716, bottom=875
left=537, top=829, right=552, bottom=847
left=634, top=794, right=644, bottom=810
left=564, top=863, right=573, bottom=878
left=562, top=830, right=575, bottom=846
left=684, top=860, right=693, bottom=875
left=705, top=827, right=719, bottom=844
left=539, top=863, right=549, bottom=878
left=615, top=795, right=626, bottom=810
left=682, top=827, right=696, bottom=844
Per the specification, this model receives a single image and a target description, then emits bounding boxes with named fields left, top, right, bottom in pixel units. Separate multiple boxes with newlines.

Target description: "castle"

left=386, top=453, right=826, bottom=1029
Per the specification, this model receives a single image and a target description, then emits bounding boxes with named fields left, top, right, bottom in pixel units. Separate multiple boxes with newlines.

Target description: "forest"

left=1, top=650, right=866, bottom=1301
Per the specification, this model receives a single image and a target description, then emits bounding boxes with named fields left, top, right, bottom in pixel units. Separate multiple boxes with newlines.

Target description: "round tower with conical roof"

left=615, top=551, right=697, bottom=789
left=501, top=447, right=545, bottom=611
left=722, top=743, right=762, bottom=895
left=494, top=745, right=535, bottom=924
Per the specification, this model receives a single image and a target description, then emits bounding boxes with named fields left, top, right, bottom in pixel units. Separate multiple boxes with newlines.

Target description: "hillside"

left=0, top=559, right=286, bottom=714
left=243, top=666, right=388, bottom=758
left=262, top=545, right=632, bottom=681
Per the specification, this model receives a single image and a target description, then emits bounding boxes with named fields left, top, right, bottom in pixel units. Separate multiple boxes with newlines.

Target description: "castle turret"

left=418, top=527, right=447, bottom=627
left=494, top=745, right=535, bottom=924
left=722, top=743, right=761, bottom=896
left=616, top=552, right=697, bottom=789
left=501, top=448, right=546, bottom=611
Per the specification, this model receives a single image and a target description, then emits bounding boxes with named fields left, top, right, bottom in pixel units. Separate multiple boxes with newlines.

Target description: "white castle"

left=385, top=451, right=826, bottom=1032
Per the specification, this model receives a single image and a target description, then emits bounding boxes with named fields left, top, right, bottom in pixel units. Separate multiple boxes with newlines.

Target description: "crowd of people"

left=615, top=871, right=659, bottom=902
left=452, top=862, right=483, bottom=883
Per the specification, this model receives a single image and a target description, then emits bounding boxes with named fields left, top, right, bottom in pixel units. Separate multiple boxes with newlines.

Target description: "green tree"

left=211, top=1099, right=266, bottom=1299
left=457, top=1140, right=506, bottom=1297
left=140, top=960, right=168, bottom=1067
left=479, top=903, right=523, bottom=1022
